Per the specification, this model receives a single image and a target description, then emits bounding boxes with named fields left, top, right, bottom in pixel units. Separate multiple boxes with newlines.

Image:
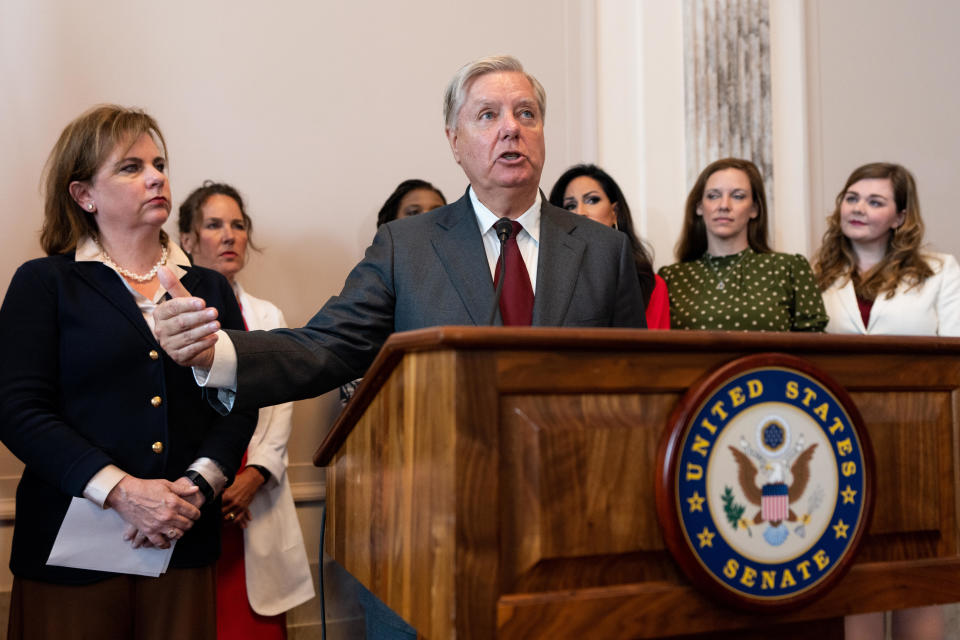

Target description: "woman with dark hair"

left=0, top=105, right=256, bottom=639
left=814, top=162, right=959, bottom=337
left=658, top=157, right=827, bottom=331
left=549, top=164, right=669, bottom=328
left=179, top=182, right=315, bottom=639
left=376, top=179, right=446, bottom=227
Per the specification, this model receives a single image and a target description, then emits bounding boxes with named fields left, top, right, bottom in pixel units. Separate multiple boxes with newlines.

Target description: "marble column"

left=683, top=0, right=773, bottom=197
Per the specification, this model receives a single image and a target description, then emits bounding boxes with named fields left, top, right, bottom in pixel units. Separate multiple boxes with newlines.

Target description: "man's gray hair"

left=443, top=55, right=547, bottom=131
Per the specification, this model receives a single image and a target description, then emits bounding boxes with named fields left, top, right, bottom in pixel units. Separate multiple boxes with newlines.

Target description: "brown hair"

left=674, top=157, right=772, bottom=262
left=813, top=162, right=932, bottom=300
left=40, top=105, right=168, bottom=255
left=178, top=181, right=259, bottom=252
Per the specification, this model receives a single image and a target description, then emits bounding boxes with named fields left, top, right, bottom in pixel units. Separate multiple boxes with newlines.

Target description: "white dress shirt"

left=470, top=187, right=540, bottom=293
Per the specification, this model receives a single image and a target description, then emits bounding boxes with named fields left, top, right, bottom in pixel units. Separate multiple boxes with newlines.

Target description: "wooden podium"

left=314, top=327, right=960, bottom=639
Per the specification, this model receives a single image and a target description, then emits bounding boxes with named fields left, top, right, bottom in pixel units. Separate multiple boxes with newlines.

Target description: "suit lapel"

left=836, top=280, right=867, bottom=333
left=533, top=204, right=585, bottom=326
left=867, top=284, right=898, bottom=334
left=178, top=267, right=204, bottom=303
left=73, top=260, right=204, bottom=345
left=430, top=193, right=495, bottom=325
left=72, top=260, right=159, bottom=345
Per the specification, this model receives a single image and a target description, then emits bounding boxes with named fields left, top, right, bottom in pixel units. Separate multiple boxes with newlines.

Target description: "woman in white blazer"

left=180, top=182, right=314, bottom=639
left=815, top=162, right=960, bottom=338
left=821, top=250, right=960, bottom=336
left=814, top=163, right=959, bottom=639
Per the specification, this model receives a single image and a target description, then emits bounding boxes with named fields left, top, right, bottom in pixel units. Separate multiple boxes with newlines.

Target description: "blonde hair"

left=813, top=162, right=932, bottom=301
left=41, top=104, right=168, bottom=255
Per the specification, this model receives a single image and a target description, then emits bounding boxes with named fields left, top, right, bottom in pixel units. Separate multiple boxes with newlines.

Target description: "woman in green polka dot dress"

left=658, top=158, right=827, bottom=331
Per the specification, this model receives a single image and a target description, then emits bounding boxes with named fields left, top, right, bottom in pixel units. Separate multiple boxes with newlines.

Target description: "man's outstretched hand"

left=154, top=266, right=220, bottom=369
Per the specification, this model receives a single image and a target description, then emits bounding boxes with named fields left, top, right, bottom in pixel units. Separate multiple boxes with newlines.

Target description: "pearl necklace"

left=704, top=251, right=747, bottom=291
left=97, top=240, right=168, bottom=283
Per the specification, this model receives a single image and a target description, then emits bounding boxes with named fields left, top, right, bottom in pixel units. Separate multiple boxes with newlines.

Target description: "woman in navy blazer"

left=0, top=106, right=256, bottom=639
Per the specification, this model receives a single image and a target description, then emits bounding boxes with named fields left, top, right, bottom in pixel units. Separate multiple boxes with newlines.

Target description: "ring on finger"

left=226, top=512, right=236, bottom=521
left=167, top=529, right=177, bottom=538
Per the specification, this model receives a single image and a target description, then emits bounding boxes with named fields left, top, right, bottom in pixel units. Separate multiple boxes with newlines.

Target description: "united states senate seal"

left=656, top=354, right=874, bottom=610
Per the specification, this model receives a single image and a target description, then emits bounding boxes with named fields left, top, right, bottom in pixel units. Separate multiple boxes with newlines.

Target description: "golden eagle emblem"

left=729, top=433, right=818, bottom=546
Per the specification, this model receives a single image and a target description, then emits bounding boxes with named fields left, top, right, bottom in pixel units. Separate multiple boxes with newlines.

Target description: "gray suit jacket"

left=227, top=190, right=645, bottom=410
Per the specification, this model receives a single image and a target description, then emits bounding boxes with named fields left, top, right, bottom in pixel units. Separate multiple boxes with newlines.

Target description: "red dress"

left=217, top=302, right=287, bottom=639
left=645, top=275, right=671, bottom=329
left=217, top=495, right=287, bottom=639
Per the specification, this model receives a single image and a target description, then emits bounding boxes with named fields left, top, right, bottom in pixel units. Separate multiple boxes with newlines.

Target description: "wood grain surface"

left=318, top=328, right=960, bottom=638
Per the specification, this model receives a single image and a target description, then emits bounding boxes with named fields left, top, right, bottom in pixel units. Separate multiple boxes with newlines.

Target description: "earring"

left=87, top=203, right=95, bottom=211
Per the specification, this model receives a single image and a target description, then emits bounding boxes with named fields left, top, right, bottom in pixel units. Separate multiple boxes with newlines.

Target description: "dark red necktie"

left=236, top=298, right=249, bottom=331
left=493, top=220, right=534, bottom=326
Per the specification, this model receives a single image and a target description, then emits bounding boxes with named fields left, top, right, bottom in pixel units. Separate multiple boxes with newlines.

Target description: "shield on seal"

left=761, top=482, right=789, bottom=522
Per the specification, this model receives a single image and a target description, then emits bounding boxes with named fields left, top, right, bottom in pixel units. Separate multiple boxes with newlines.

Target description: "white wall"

left=596, top=1, right=687, bottom=269
left=806, top=0, right=960, bottom=256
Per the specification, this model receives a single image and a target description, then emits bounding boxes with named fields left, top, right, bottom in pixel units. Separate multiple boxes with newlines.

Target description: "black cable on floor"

left=319, top=500, right=327, bottom=640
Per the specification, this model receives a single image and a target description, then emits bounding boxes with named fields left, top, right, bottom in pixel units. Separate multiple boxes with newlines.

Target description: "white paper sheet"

left=46, top=497, right=175, bottom=577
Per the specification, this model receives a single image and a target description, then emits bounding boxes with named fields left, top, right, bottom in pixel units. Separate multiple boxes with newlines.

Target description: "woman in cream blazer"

left=235, top=285, right=315, bottom=615
left=816, top=163, right=960, bottom=338
left=822, top=251, right=960, bottom=336
left=178, top=182, right=313, bottom=637
left=815, top=162, right=960, bottom=639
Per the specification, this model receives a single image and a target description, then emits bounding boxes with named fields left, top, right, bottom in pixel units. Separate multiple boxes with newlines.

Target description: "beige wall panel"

left=807, top=0, right=960, bottom=257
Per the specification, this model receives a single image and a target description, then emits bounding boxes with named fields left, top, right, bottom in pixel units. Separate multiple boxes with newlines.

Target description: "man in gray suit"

left=155, top=55, right=645, bottom=411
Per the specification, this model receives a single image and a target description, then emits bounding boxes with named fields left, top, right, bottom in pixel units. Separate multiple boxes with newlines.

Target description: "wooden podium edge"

left=313, top=327, right=960, bottom=465
left=495, top=558, right=960, bottom=639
